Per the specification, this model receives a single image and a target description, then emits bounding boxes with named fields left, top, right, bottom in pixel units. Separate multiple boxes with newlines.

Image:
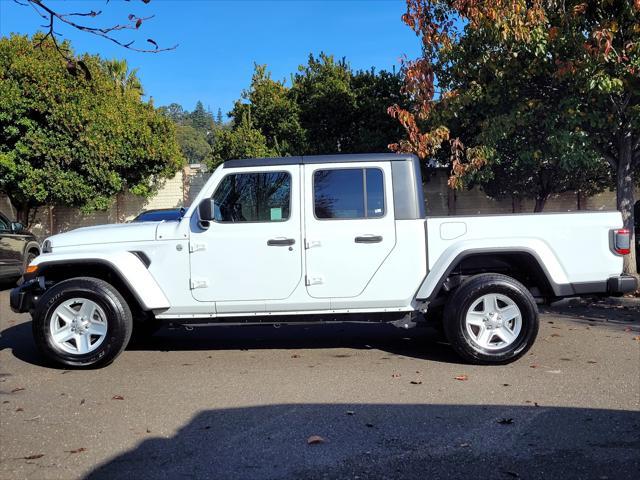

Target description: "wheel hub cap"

left=465, top=293, right=522, bottom=350
left=49, top=298, right=108, bottom=355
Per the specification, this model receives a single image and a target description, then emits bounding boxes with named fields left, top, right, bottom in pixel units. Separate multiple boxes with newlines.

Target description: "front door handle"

left=355, top=235, right=383, bottom=244
left=267, top=238, right=296, bottom=246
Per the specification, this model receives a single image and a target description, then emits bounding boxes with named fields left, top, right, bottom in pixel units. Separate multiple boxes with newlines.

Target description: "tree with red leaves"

left=390, top=0, right=639, bottom=275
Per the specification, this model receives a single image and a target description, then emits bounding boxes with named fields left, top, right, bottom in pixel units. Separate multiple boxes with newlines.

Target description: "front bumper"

left=607, top=275, right=638, bottom=296
left=10, top=278, right=45, bottom=313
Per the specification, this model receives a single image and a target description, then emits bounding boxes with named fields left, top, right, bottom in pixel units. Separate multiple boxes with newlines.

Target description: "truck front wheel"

left=32, top=277, right=133, bottom=368
left=443, top=273, right=539, bottom=364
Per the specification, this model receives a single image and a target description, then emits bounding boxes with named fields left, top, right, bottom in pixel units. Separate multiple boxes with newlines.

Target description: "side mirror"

left=11, top=222, right=24, bottom=233
left=198, top=198, right=215, bottom=222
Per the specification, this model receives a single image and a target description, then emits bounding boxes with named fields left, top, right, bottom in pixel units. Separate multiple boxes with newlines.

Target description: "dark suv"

left=0, top=212, right=40, bottom=282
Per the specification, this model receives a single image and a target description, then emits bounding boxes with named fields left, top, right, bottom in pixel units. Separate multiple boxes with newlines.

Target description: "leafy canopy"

left=219, top=53, right=408, bottom=163
left=0, top=33, right=183, bottom=221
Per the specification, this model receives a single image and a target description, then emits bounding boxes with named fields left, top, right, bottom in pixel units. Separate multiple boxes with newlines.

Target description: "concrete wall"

left=1, top=167, right=638, bottom=241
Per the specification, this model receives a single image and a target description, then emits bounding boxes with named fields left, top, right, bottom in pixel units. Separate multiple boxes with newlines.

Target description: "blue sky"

left=0, top=0, right=421, bottom=117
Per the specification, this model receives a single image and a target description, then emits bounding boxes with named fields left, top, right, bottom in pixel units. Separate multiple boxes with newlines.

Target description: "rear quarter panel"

left=419, top=211, right=624, bottom=299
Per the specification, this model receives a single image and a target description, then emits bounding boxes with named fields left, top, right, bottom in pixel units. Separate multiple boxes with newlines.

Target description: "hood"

left=46, top=222, right=160, bottom=249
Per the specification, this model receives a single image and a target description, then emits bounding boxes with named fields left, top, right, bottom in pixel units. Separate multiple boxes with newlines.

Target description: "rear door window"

left=313, top=168, right=384, bottom=219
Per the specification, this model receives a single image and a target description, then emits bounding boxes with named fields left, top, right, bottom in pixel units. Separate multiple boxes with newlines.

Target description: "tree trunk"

left=533, top=195, right=548, bottom=213
left=15, top=203, right=31, bottom=229
left=615, top=137, right=637, bottom=277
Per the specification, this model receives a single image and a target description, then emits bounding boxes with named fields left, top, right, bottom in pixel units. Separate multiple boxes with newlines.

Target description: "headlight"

left=42, top=239, right=52, bottom=253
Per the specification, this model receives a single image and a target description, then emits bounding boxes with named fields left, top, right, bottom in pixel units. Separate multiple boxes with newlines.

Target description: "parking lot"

left=1, top=288, right=639, bottom=480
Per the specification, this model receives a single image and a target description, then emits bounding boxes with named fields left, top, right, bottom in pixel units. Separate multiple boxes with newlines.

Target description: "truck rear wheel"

left=32, top=277, right=132, bottom=368
left=443, top=273, right=539, bottom=364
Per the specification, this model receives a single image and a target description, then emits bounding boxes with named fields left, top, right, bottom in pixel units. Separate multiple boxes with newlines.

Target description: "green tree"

left=390, top=0, right=639, bottom=274
left=158, top=103, right=186, bottom=123
left=231, top=64, right=306, bottom=156
left=0, top=34, right=183, bottom=225
left=103, top=58, right=143, bottom=97
left=429, top=30, right=612, bottom=211
left=209, top=113, right=277, bottom=168
left=350, top=68, right=408, bottom=154
left=176, top=125, right=213, bottom=165
left=291, top=53, right=357, bottom=154
left=189, top=101, right=215, bottom=135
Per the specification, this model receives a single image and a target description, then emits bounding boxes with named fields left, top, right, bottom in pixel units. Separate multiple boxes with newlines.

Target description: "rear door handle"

left=267, top=238, right=296, bottom=246
left=355, top=235, right=383, bottom=244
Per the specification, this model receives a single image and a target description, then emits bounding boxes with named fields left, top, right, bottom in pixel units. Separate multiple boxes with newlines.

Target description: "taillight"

left=611, top=228, right=631, bottom=255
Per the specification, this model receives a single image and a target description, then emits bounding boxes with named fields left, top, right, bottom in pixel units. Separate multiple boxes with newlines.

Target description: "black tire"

left=32, top=277, right=133, bottom=368
left=443, top=273, right=539, bottom=365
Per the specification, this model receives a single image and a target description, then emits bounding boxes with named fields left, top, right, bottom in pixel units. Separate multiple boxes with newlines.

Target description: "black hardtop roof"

left=222, top=153, right=417, bottom=169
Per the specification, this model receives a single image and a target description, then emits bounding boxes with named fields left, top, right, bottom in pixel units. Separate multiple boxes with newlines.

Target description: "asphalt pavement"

left=1, top=288, right=638, bottom=480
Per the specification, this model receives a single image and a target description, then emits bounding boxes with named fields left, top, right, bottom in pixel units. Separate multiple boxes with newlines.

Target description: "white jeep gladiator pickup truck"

left=10, top=153, right=637, bottom=367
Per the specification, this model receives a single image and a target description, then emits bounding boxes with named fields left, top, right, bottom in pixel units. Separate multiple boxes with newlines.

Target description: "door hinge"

left=190, top=278, right=209, bottom=289
left=305, top=239, right=322, bottom=249
left=305, top=275, right=324, bottom=286
left=190, top=243, right=207, bottom=253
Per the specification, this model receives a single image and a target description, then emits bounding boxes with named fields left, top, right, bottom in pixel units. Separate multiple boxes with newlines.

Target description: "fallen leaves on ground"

left=15, top=407, right=23, bottom=412
left=11, top=387, right=25, bottom=393
left=410, top=380, right=423, bottom=385
left=23, top=454, right=44, bottom=460
left=66, top=448, right=86, bottom=454
left=391, top=373, right=401, bottom=378
left=497, top=418, right=514, bottom=425
left=112, top=395, right=124, bottom=400
left=529, top=364, right=539, bottom=369
left=307, top=435, right=325, bottom=445
left=454, top=374, right=468, bottom=381
left=291, top=354, right=300, bottom=358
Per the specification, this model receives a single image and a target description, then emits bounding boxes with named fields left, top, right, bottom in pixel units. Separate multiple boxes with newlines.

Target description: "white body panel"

left=417, top=212, right=624, bottom=299
left=35, top=158, right=627, bottom=320
left=303, top=162, right=397, bottom=299
left=189, top=164, right=304, bottom=307
left=30, top=250, right=170, bottom=310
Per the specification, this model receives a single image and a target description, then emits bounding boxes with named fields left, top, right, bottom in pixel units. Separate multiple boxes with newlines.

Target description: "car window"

left=212, top=171, right=291, bottom=223
left=0, top=214, right=10, bottom=232
left=313, top=168, right=385, bottom=219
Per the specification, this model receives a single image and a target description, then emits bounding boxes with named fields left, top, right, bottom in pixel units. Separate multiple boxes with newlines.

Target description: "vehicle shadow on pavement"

left=132, top=322, right=465, bottom=364
left=83, top=403, right=639, bottom=480
left=0, top=321, right=465, bottom=368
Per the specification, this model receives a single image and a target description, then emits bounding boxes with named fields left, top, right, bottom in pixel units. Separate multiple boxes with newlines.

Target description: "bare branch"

left=17, top=0, right=177, bottom=54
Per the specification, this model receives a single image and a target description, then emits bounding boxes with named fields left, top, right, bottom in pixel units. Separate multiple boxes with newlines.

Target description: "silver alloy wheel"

left=49, top=298, right=108, bottom=355
left=465, top=293, right=522, bottom=351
